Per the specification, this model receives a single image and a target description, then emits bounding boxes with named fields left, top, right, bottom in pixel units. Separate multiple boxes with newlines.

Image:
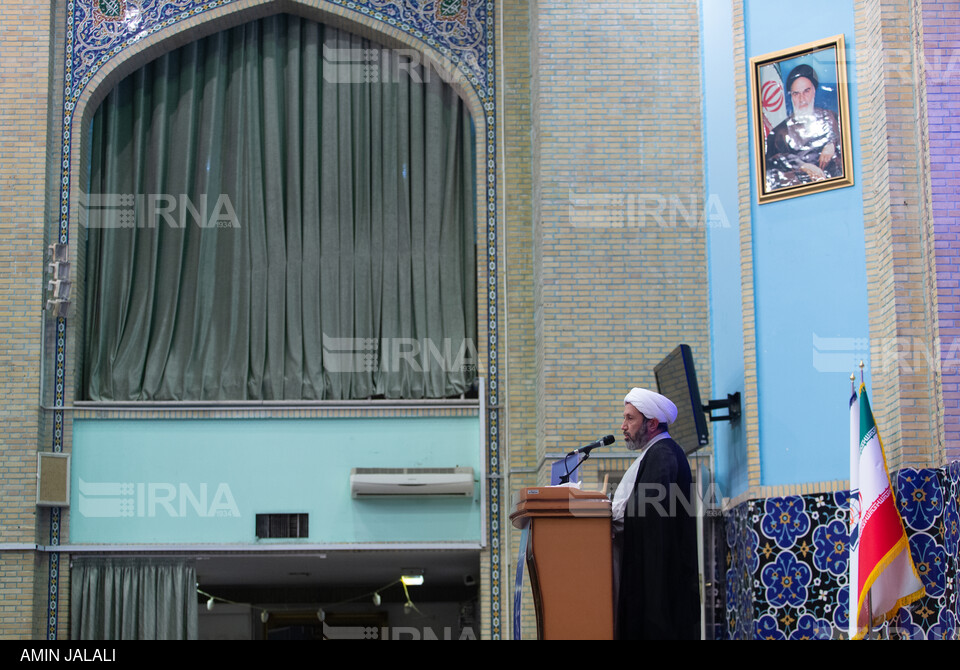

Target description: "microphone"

left=557, top=434, right=615, bottom=484
left=569, top=434, right=615, bottom=455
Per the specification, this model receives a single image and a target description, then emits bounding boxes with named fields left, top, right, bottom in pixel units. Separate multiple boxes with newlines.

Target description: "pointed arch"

left=74, top=7, right=482, bottom=401
left=65, top=2, right=488, bottom=340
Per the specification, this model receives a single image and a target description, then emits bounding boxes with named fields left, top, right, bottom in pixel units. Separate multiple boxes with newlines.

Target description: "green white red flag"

left=848, top=383, right=924, bottom=639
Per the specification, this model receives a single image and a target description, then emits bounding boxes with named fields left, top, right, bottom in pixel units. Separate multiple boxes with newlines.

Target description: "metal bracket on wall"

left=702, top=392, right=741, bottom=423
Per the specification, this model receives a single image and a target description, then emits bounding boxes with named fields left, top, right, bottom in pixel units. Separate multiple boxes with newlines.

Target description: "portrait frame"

left=750, top=35, right=854, bottom=204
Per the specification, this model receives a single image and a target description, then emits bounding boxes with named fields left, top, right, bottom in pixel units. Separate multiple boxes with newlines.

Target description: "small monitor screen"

left=654, top=345, right=709, bottom=454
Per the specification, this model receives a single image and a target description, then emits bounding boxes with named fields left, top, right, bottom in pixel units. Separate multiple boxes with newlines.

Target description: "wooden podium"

left=510, top=486, right=614, bottom=639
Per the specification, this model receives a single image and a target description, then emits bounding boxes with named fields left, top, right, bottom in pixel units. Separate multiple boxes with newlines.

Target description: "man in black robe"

left=612, top=388, right=700, bottom=639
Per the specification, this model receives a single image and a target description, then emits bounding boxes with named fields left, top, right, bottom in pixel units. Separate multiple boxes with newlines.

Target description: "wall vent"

left=256, top=513, right=309, bottom=539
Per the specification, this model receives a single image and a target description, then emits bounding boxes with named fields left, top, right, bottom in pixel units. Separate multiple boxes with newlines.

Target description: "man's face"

left=789, top=76, right=816, bottom=117
left=621, top=404, right=648, bottom=451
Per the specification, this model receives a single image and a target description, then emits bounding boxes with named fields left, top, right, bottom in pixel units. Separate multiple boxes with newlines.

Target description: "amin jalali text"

left=20, top=648, right=116, bottom=662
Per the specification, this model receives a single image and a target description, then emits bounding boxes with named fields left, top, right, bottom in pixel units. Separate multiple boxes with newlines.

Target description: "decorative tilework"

left=724, top=500, right=756, bottom=639
left=724, top=466, right=960, bottom=640
left=68, top=0, right=490, bottom=102
left=888, top=467, right=958, bottom=639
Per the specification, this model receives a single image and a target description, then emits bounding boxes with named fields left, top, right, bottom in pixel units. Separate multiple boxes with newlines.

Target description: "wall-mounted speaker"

left=37, top=453, right=70, bottom=507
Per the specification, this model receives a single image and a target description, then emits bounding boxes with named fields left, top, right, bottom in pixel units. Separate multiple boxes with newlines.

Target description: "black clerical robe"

left=617, top=437, right=700, bottom=640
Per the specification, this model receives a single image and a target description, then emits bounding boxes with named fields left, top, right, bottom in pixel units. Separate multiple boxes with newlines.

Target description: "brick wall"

left=500, top=0, right=538, bottom=640
left=855, top=0, right=943, bottom=472
left=529, top=0, right=710, bottom=465
left=923, top=0, right=960, bottom=463
left=0, top=0, right=52, bottom=639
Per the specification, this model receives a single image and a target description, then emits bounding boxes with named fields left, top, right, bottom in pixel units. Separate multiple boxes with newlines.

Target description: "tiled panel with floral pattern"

left=724, top=462, right=960, bottom=639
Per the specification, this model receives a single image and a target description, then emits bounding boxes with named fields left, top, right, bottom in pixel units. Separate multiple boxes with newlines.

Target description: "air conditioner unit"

left=350, top=467, right=475, bottom=498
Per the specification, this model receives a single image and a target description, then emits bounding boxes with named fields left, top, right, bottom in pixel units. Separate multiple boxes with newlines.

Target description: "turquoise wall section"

left=71, top=417, right=482, bottom=544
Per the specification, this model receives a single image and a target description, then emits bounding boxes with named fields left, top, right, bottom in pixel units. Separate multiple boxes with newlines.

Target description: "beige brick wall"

left=0, top=0, right=53, bottom=639
left=730, top=0, right=762, bottom=491
left=529, top=0, right=709, bottom=465
left=500, top=0, right=538, bottom=641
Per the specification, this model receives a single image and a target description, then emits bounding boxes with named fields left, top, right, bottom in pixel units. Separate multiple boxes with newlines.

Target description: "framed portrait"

left=750, top=35, right=854, bottom=204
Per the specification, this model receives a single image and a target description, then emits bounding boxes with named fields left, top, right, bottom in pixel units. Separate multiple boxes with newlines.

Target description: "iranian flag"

left=848, top=384, right=924, bottom=639
left=759, top=63, right=787, bottom=137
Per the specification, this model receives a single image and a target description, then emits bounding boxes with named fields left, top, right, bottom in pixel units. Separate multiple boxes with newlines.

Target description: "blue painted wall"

left=71, top=417, right=482, bottom=544
left=703, top=0, right=870, bottom=491
left=702, top=0, right=747, bottom=499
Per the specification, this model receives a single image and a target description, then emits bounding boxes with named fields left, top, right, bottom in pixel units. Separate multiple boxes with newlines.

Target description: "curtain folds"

left=83, top=15, right=476, bottom=401
left=70, top=557, right=198, bottom=640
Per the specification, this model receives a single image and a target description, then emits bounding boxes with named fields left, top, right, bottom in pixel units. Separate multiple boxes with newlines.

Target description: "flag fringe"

left=850, top=535, right=925, bottom=639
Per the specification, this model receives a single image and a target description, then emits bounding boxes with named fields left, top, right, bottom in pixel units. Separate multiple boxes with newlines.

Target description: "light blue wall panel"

left=702, top=0, right=748, bottom=499
left=703, top=0, right=870, bottom=491
left=71, top=417, right=482, bottom=544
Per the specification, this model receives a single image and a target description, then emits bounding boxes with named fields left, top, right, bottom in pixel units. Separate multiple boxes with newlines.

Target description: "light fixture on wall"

left=400, top=570, right=424, bottom=586
left=45, top=243, right=71, bottom=318
left=399, top=569, right=424, bottom=616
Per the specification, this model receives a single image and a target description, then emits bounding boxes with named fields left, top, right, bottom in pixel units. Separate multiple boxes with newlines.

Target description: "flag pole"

left=859, top=361, right=872, bottom=639
left=849, top=371, right=858, bottom=640
left=849, top=361, right=926, bottom=639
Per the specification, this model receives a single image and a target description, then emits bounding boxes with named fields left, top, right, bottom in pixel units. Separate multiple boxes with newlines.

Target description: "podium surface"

left=510, top=487, right=614, bottom=639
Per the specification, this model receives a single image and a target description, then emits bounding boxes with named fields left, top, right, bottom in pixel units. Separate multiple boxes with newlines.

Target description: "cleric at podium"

left=611, top=388, right=701, bottom=639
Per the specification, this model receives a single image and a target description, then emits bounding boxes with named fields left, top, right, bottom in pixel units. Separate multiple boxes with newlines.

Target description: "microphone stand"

left=557, top=436, right=614, bottom=484
left=558, top=451, right=589, bottom=485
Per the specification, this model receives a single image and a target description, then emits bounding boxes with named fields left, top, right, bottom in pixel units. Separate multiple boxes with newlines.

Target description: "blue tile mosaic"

left=69, top=0, right=490, bottom=103
left=725, top=465, right=960, bottom=640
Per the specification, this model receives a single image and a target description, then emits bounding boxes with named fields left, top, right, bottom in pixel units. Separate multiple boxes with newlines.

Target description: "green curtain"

left=82, top=15, right=477, bottom=400
left=71, top=557, right=198, bottom=640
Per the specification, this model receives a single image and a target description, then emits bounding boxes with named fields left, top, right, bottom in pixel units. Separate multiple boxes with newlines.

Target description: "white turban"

left=624, top=387, right=678, bottom=425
